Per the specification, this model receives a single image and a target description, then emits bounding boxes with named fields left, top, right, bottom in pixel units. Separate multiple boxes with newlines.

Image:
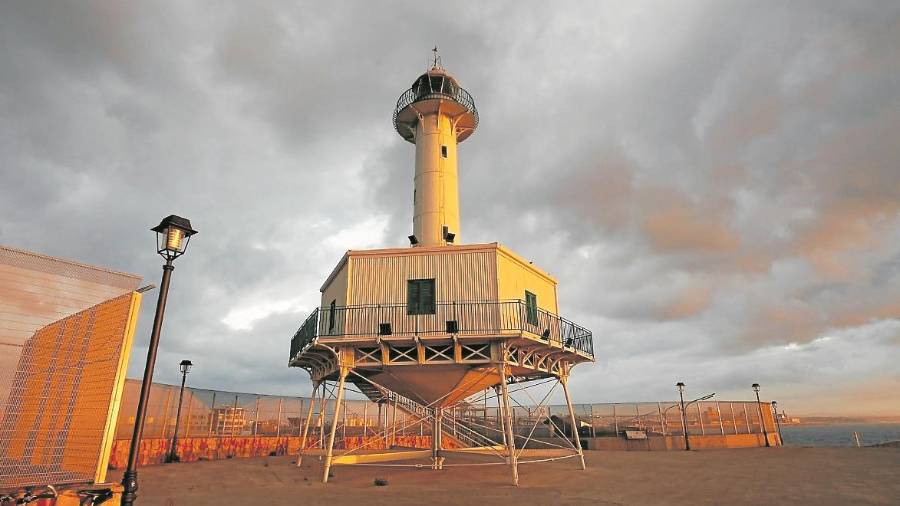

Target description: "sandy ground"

left=109, top=448, right=900, bottom=506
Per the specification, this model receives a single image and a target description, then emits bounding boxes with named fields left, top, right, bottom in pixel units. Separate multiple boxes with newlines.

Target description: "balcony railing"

left=289, top=300, right=593, bottom=362
left=392, top=85, right=479, bottom=135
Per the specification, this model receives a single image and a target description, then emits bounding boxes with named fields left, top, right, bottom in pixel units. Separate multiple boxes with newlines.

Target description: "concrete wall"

left=107, top=435, right=454, bottom=468
left=584, top=433, right=781, bottom=451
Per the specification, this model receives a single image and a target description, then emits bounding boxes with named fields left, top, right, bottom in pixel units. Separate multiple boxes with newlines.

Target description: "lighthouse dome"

left=411, top=67, right=461, bottom=99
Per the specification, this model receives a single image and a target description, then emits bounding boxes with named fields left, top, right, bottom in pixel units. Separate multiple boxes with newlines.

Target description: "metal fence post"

left=298, top=397, right=304, bottom=436
left=658, top=402, right=665, bottom=436
left=744, top=403, right=751, bottom=434
left=232, top=394, right=239, bottom=437
left=697, top=402, right=705, bottom=435
left=208, top=392, right=216, bottom=436
left=253, top=396, right=260, bottom=436
left=613, top=404, right=618, bottom=435
left=730, top=402, right=738, bottom=434
left=184, top=390, right=194, bottom=438
left=161, top=386, right=173, bottom=439
left=276, top=398, right=283, bottom=437
left=716, top=401, right=725, bottom=435
left=342, top=398, right=347, bottom=443
left=363, top=401, right=368, bottom=436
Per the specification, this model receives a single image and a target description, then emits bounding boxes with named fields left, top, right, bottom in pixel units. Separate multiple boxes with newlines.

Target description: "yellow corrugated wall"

left=348, top=247, right=498, bottom=305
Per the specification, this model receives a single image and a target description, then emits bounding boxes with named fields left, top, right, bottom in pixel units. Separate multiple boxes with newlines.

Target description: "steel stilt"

left=316, top=381, right=328, bottom=457
left=431, top=407, right=444, bottom=469
left=296, top=380, right=319, bottom=467
left=561, top=374, right=586, bottom=470
left=323, top=368, right=348, bottom=483
left=497, top=363, right=519, bottom=486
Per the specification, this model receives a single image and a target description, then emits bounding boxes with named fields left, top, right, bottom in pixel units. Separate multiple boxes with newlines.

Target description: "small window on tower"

left=441, top=145, right=448, bottom=158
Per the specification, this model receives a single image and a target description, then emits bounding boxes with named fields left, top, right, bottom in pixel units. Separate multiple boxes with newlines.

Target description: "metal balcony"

left=289, top=300, right=593, bottom=362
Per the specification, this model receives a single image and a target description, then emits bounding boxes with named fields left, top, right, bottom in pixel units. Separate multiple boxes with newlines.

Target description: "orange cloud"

left=642, top=193, right=739, bottom=253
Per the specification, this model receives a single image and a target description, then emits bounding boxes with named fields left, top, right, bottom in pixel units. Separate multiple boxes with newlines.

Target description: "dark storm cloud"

left=1, top=1, right=898, bottom=414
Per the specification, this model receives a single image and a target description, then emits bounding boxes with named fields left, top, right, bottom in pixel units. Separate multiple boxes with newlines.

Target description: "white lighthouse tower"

left=289, top=52, right=594, bottom=485
left=394, top=49, right=478, bottom=247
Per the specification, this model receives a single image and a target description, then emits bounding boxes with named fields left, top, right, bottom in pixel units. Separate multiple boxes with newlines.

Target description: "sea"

left=780, top=423, right=900, bottom=447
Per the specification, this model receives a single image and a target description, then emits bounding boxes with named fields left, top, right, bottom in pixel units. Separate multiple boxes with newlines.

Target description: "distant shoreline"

left=784, top=419, right=900, bottom=426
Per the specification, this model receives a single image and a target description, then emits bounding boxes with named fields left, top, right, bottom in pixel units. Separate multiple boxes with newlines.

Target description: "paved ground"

left=109, top=447, right=900, bottom=505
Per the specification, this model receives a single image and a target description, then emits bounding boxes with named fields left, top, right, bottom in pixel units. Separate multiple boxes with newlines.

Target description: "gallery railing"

left=290, top=300, right=593, bottom=360
left=393, top=84, right=479, bottom=133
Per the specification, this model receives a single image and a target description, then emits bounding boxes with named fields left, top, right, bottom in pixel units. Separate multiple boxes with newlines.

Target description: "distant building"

left=211, top=407, right=247, bottom=435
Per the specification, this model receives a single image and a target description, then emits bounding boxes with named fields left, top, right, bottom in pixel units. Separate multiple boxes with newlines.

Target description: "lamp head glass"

left=152, top=215, right=198, bottom=260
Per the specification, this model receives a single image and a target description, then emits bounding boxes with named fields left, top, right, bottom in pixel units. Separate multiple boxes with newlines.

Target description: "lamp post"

left=752, top=383, right=770, bottom=448
left=676, top=382, right=690, bottom=451
left=772, top=400, right=784, bottom=446
left=122, top=215, right=197, bottom=506
left=165, top=359, right=193, bottom=463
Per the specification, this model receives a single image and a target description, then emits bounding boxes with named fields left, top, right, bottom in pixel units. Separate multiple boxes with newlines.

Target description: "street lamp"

left=166, top=359, right=193, bottom=463
left=676, top=382, right=690, bottom=451
left=673, top=383, right=715, bottom=451
left=122, top=215, right=197, bottom=506
left=772, top=400, right=784, bottom=446
left=752, top=383, right=770, bottom=448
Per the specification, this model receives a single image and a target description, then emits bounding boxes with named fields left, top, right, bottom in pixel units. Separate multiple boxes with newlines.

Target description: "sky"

left=1, top=1, right=898, bottom=417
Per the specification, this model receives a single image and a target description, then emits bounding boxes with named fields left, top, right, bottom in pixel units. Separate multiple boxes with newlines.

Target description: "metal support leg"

left=493, top=386, right=508, bottom=456
left=323, top=368, right=348, bottom=483
left=497, top=363, right=519, bottom=486
left=561, top=375, right=586, bottom=470
left=316, top=382, right=328, bottom=457
left=297, top=381, right=319, bottom=467
left=431, top=408, right=443, bottom=469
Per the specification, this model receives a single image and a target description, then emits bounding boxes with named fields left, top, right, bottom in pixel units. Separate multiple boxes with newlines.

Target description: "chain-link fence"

left=572, top=401, right=777, bottom=437
left=113, top=380, right=440, bottom=441
left=0, top=246, right=143, bottom=490
left=113, top=382, right=776, bottom=443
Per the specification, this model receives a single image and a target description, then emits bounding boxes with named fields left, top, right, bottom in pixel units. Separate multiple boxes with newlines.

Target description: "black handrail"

left=392, top=85, right=479, bottom=135
left=288, top=300, right=593, bottom=361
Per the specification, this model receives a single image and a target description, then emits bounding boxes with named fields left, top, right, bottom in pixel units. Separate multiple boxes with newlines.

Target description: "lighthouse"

left=289, top=52, right=594, bottom=485
left=394, top=49, right=479, bottom=247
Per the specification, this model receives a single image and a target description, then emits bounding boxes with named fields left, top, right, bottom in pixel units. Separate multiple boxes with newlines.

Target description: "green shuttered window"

left=407, top=278, right=436, bottom=315
left=525, top=291, right=538, bottom=326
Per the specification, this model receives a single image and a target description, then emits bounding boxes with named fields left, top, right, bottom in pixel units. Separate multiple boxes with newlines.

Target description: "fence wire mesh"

left=0, top=246, right=142, bottom=490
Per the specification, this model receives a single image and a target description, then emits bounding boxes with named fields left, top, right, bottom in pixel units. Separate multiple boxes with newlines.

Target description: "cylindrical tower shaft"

left=394, top=57, right=478, bottom=248
left=414, top=111, right=460, bottom=247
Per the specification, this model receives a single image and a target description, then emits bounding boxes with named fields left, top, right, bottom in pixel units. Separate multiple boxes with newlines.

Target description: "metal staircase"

left=349, top=376, right=495, bottom=449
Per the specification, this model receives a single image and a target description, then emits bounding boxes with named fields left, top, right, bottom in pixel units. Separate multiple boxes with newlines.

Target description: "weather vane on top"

left=431, top=45, right=442, bottom=69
